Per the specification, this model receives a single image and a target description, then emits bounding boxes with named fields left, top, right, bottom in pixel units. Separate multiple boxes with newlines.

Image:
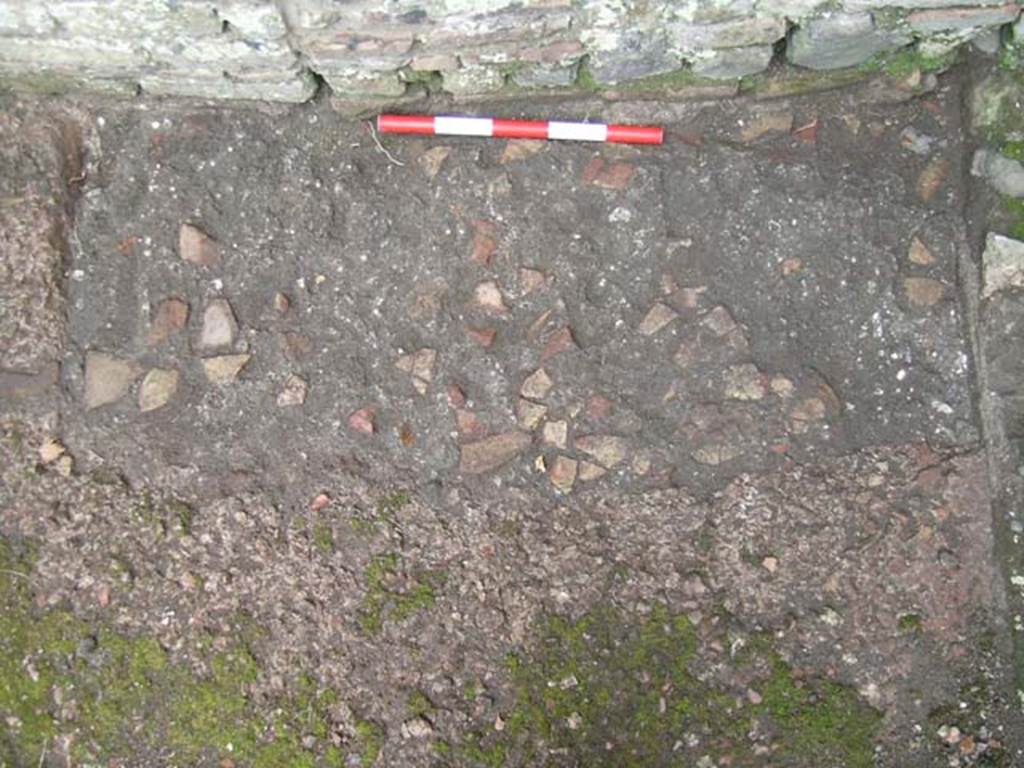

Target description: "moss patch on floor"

left=457, top=603, right=882, bottom=767
left=0, top=536, right=347, bottom=767
left=359, top=551, right=446, bottom=635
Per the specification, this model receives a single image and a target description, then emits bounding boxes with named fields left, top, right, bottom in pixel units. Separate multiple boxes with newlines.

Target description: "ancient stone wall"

left=0, top=0, right=1021, bottom=102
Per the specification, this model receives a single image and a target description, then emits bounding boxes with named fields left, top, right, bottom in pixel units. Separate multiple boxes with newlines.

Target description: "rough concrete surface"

left=2, top=62, right=1024, bottom=768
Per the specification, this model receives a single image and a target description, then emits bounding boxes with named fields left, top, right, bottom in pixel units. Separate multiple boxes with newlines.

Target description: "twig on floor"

left=365, top=121, right=405, bottom=167
left=38, top=736, right=47, bottom=768
left=0, top=568, right=31, bottom=580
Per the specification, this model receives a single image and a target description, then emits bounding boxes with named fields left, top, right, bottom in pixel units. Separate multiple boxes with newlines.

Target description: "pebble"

left=900, top=127, right=935, bottom=155
left=202, top=354, right=251, bottom=384
left=908, top=236, right=936, bottom=266
left=395, top=348, right=437, bottom=395
left=747, top=689, right=763, bottom=705
left=516, top=398, right=547, bottom=430
left=456, top=409, right=487, bottom=439
left=575, top=435, right=629, bottom=468
left=781, top=258, right=803, bottom=276
left=701, top=306, right=738, bottom=337
left=401, top=717, right=435, bottom=739
left=520, top=267, right=548, bottom=295
left=198, top=299, right=238, bottom=350
left=54, top=455, right=73, bottom=477
left=38, top=438, right=66, bottom=464
left=474, top=280, right=508, bottom=314
left=630, top=454, right=651, bottom=476
left=146, top=298, right=189, bottom=346
left=310, top=493, right=331, bottom=511
left=277, top=374, right=308, bottom=407
left=417, top=146, right=450, bottom=179
left=460, top=431, right=532, bottom=474
left=542, top=420, right=568, bottom=449
left=348, top=406, right=376, bottom=435
left=581, top=157, right=635, bottom=190
left=279, top=332, right=313, bottom=362
left=770, top=376, right=794, bottom=399
left=179, top=222, right=220, bottom=267
left=470, top=219, right=498, bottom=265
left=521, top=368, right=554, bottom=400
left=138, top=368, right=180, bottom=412
left=578, top=461, right=607, bottom=481
left=723, top=363, right=766, bottom=401
left=549, top=455, right=577, bottom=493
left=273, top=291, right=291, bottom=314
left=789, top=397, right=826, bottom=434
left=540, top=326, right=576, bottom=362
left=84, top=351, right=142, bottom=410
left=981, top=232, right=1024, bottom=298
left=762, top=556, right=778, bottom=573
left=638, top=303, right=677, bottom=336
left=501, top=139, right=546, bottom=163
left=903, top=277, right=945, bottom=307
left=739, top=110, right=793, bottom=143
left=446, top=384, right=466, bottom=409
left=916, top=156, right=949, bottom=203
left=466, top=326, right=497, bottom=347
left=691, top=442, right=740, bottom=466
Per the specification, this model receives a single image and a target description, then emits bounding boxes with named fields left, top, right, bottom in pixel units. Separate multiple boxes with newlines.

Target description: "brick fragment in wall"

left=843, top=0, right=1003, bottom=10
left=788, top=12, right=913, bottom=70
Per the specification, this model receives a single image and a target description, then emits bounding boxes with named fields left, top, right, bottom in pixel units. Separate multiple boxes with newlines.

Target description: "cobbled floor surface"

left=2, top=64, right=1023, bottom=768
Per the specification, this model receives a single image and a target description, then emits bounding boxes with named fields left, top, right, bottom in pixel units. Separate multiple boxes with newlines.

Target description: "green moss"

left=1002, top=140, right=1024, bottom=162
left=574, top=57, right=600, bottom=92
left=355, top=718, right=384, bottom=766
left=352, top=490, right=412, bottom=535
left=359, top=552, right=445, bottom=635
left=756, top=652, right=881, bottom=768
left=1005, top=197, right=1024, bottom=240
left=168, top=499, right=195, bottom=536
left=612, top=67, right=718, bottom=93
left=739, top=66, right=869, bottom=98
left=898, top=613, right=923, bottom=633
left=313, top=521, right=334, bottom=552
left=0, top=536, right=345, bottom=766
left=861, top=46, right=959, bottom=78
left=377, top=490, right=411, bottom=517
left=408, top=690, right=435, bottom=718
left=468, top=602, right=881, bottom=767
left=400, top=68, right=444, bottom=95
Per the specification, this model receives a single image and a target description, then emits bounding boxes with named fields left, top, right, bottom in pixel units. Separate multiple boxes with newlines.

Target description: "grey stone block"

left=690, top=45, right=774, bottom=78
left=443, top=65, right=505, bottom=95
left=587, top=30, right=680, bottom=83
left=788, top=12, right=913, bottom=70
left=669, top=17, right=787, bottom=52
left=909, top=4, right=1020, bottom=35
left=140, top=69, right=318, bottom=102
left=511, top=61, right=579, bottom=88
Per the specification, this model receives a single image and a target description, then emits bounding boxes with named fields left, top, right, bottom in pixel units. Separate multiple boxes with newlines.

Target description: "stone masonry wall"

left=0, top=0, right=1021, bottom=102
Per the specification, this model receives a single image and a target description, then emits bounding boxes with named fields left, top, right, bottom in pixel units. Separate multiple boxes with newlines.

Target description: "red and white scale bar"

left=378, top=114, right=663, bottom=145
